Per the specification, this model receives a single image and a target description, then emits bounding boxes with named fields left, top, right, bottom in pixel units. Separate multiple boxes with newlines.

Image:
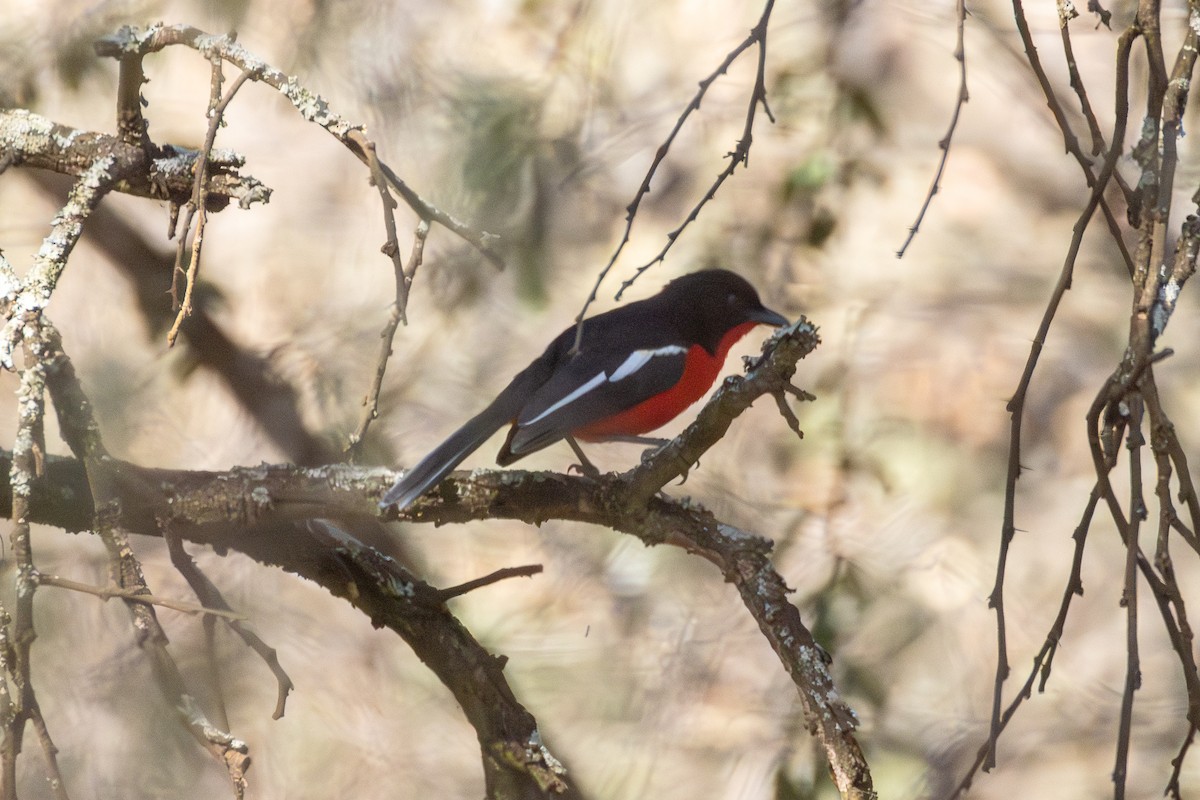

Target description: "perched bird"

left=380, top=269, right=788, bottom=510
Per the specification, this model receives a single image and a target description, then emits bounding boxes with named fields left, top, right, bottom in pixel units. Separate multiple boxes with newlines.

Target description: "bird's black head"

left=660, top=269, right=788, bottom=353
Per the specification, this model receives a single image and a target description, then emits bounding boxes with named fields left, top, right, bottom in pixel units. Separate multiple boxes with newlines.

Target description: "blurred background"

left=2, top=0, right=1199, bottom=797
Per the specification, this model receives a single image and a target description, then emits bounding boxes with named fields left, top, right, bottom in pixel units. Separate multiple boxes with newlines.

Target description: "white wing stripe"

left=522, top=345, right=688, bottom=426
left=609, top=345, right=686, bottom=382
left=524, top=372, right=607, bottom=425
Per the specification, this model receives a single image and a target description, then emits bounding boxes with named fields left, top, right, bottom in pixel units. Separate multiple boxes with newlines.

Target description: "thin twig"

left=615, top=0, right=777, bottom=301
left=896, top=0, right=967, bottom=258
left=946, top=485, right=1101, bottom=799
left=1141, top=377, right=1200, bottom=729
left=435, top=565, right=544, bottom=602
left=2, top=357, right=69, bottom=800
left=361, top=137, right=407, bottom=320
left=1166, top=723, right=1196, bottom=799
left=94, top=27, right=502, bottom=270
left=1058, top=1, right=1104, bottom=155
left=996, top=1, right=1136, bottom=275
left=167, top=64, right=257, bottom=346
left=981, top=15, right=1137, bottom=772
left=37, top=574, right=246, bottom=620
left=347, top=220, right=429, bottom=460
left=1112, top=397, right=1146, bottom=800
left=162, top=525, right=294, bottom=720
left=571, top=0, right=776, bottom=350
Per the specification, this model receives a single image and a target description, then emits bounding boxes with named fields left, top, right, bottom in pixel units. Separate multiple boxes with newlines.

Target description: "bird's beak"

left=749, top=306, right=789, bottom=327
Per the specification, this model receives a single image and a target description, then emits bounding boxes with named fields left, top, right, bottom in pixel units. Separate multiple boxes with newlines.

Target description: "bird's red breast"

left=573, top=320, right=759, bottom=440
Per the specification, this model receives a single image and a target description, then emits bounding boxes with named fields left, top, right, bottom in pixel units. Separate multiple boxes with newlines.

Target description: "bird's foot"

left=565, top=436, right=602, bottom=479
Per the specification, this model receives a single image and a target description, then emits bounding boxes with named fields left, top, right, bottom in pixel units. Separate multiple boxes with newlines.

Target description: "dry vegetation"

left=1, top=0, right=1199, bottom=798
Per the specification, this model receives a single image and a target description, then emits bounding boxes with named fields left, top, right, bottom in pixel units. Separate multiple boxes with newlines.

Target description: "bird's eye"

left=726, top=292, right=738, bottom=307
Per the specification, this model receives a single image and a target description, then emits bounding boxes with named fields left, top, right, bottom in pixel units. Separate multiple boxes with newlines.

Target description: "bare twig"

left=896, top=0, right=968, bottom=258
left=361, top=137, right=408, bottom=321
left=347, top=220, right=430, bottom=460
left=614, top=0, right=777, bottom=300
left=167, top=64, right=257, bottom=346
left=981, top=15, right=1137, bottom=772
left=1112, top=397, right=1146, bottom=800
left=93, top=26, right=502, bottom=270
left=37, top=574, right=246, bottom=620
left=435, top=565, right=544, bottom=602
left=162, top=526, right=294, bottom=720
left=573, top=0, right=776, bottom=349
left=1166, top=723, right=1196, bottom=799
left=996, top=1, right=1136, bottom=275
left=2, top=356, right=69, bottom=800
left=1058, top=1, right=1104, bottom=155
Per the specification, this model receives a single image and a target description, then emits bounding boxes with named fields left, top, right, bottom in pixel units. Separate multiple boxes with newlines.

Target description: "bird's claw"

left=568, top=461, right=602, bottom=479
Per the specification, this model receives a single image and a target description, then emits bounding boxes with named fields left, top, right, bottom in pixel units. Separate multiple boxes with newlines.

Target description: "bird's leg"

left=565, top=435, right=602, bottom=478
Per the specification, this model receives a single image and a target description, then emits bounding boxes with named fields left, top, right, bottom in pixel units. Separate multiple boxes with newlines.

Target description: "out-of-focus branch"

left=2, top=351, right=69, bottom=800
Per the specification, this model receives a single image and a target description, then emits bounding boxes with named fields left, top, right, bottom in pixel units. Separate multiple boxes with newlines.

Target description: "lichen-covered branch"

left=0, top=309, right=867, bottom=797
left=0, top=109, right=269, bottom=213
left=92, top=24, right=501, bottom=268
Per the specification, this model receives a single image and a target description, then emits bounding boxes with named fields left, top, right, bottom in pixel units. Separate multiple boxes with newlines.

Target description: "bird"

left=379, top=268, right=788, bottom=510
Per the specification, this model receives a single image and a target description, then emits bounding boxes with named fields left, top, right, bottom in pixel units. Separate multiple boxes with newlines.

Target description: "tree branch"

left=0, top=109, right=270, bottom=213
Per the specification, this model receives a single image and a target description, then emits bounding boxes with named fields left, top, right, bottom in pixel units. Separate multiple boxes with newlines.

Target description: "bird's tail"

left=381, top=336, right=563, bottom=511
left=379, top=405, right=510, bottom=510
left=379, top=359, right=552, bottom=512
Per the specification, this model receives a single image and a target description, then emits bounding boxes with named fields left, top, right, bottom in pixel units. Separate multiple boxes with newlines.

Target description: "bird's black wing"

left=501, top=338, right=688, bottom=460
